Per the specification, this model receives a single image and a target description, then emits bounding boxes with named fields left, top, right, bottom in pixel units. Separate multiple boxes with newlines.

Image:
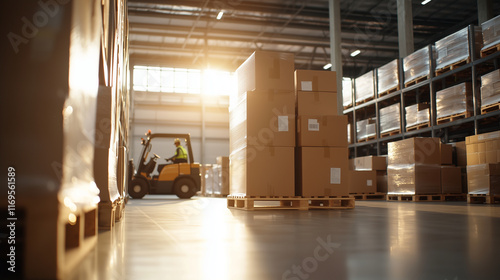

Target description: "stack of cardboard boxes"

left=294, top=70, right=350, bottom=197
left=230, top=51, right=296, bottom=196
left=349, top=156, right=387, bottom=194
left=465, top=131, right=500, bottom=194
left=387, top=137, right=462, bottom=194
left=214, top=156, right=230, bottom=196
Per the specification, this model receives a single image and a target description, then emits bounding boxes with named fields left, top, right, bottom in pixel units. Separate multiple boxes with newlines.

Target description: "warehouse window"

left=133, top=65, right=235, bottom=96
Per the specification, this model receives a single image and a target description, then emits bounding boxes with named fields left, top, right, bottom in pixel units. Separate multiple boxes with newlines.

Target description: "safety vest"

left=177, top=146, right=188, bottom=160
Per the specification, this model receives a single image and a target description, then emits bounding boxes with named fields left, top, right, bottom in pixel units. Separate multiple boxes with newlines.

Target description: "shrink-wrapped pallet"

left=355, top=71, right=374, bottom=103
left=405, top=103, right=430, bottom=128
left=480, top=69, right=500, bottom=107
left=356, top=118, right=376, bottom=141
left=481, top=14, right=500, bottom=51
left=377, top=59, right=399, bottom=94
left=387, top=138, right=441, bottom=194
left=436, top=82, right=473, bottom=119
left=403, top=46, right=433, bottom=84
left=435, top=26, right=482, bottom=70
left=342, top=77, right=353, bottom=108
left=379, top=103, right=400, bottom=134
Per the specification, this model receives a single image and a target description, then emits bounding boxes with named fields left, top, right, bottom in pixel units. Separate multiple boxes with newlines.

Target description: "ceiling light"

left=216, top=11, right=224, bottom=20
left=421, top=0, right=431, bottom=5
left=323, top=63, right=332, bottom=70
left=350, top=50, right=361, bottom=57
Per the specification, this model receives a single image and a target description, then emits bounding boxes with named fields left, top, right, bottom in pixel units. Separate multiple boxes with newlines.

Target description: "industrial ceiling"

left=128, top=0, right=500, bottom=78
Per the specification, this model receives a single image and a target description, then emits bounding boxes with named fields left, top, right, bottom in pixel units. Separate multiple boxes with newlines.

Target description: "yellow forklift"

left=128, top=131, right=201, bottom=199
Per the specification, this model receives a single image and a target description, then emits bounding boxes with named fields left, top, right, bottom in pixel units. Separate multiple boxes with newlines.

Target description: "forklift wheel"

left=129, top=178, right=148, bottom=199
left=174, top=178, right=197, bottom=199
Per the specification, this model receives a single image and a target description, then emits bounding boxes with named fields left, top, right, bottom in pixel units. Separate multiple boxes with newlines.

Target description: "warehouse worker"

left=168, top=138, right=188, bottom=163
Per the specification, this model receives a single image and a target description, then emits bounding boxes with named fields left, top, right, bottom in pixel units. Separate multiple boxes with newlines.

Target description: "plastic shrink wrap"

left=480, top=70, right=500, bottom=107
left=379, top=103, right=400, bottom=134
left=355, top=71, right=374, bottom=103
left=405, top=103, right=430, bottom=128
left=436, top=82, right=472, bottom=119
left=481, top=14, right=500, bottom=50
left=356, top=118, right=376, bottom=141
left=377, top=59, right=399, bottom=94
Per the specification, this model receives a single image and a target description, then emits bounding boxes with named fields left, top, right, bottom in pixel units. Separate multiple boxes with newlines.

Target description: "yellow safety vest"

left=177, top=146, right=188, bottom=160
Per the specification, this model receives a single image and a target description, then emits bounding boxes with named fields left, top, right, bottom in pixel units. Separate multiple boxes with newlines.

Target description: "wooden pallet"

left=404, top=75, right=429, bottom=88
left=406, top=122, right=430, bottom=132
left=358, top=135, right=376, bottom=143
left=355, top=96, right=375, bottom=106
left=435, top=58, right=470, bottom=76
left=387, top=193, right=467, bottom=202
left=481, top=102, right=500, bottom=115
left=380, top=129, right=401, bottom=138
left=467, top=194, right=500, bottom=204
left=227, top=195, right=355, bottom=210
left=436, top=111, right=472, bottom=125
left=344, top=105, right=353, bottom=110
left=378, top=85, right=401, bottom=97
left=480, top=43, right=500, bottom=58
left=351, top=193, right=387, bottom=200
left=307, top=196, right=355, bottom=209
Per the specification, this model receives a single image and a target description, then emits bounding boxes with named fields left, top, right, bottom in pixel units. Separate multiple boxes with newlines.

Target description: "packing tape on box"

left=313, top=75, right=319, bottom=91
left=314, top=92, right=320, bottom=102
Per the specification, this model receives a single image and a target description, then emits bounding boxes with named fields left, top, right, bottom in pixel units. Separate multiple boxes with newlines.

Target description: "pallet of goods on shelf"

left=355, top=70, right=375, bottom=105
left=403, top=46, right=434, bottom=87
left=342, top=77, right=353, bottom=109
left=377, top=59, right=400, bottom=97
left=379, top=103, right=401, bottom=137
left=405, top=103, right=430, bottom=131
left=435, top=26, right=482, bottom=75
left=480, top=14, right=500, bottom=58
left=480, top=69, right=500, bottom=114
left=436, top=82, right=473, bottom=124
left=356, top=118, right=377, bottom=142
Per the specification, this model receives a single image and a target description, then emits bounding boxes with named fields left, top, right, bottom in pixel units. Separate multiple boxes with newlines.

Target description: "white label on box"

left=301, top=81, right=313, bottom=91
left=278, top=116, right=289, bottom=132
left=330, top=168, right=341, bottom=184
left=367, top=180, right=373, bottom=186
left=308, top=119, right=320, bottom=131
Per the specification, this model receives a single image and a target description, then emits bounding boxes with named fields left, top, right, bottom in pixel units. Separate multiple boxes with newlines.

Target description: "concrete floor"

left=71, top=196, right=500, bottom=280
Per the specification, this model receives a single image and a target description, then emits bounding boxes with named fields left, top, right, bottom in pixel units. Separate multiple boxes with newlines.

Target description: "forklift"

left=128, top=130, right=201, bottom=199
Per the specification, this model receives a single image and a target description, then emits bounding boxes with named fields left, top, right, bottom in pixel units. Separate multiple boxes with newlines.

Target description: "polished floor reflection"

left=71, top=196, right=500, bottom=280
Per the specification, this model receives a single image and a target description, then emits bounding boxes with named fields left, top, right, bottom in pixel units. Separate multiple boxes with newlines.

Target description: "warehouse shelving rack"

left=345, top=24, right=500, bottom=158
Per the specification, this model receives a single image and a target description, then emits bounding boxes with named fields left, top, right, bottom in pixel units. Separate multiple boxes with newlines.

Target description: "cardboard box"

left=217, top=167, right=230, bottom=196
left=349, top=170, right=377, bottom=194
left=236, top=50, right=295, bottom=95
left=388, top=137, right=441, bottom=165
left=297, top=115, right=347, bottom=147
left=377, top=171, right=388, bottom=193
left=230, top=90, right=296, bottom=151
left=294, top=69, right=337, bottom=92
left=387, top=165, right=441, bottom=194
left=354, top=155, right=387, bottom=171
left=440, top=143, right=453, bottom=165
left=441, top=166, right=462, bottom=194
left=467, top=163, right=500, bottom=194
left=296, top=91, right=337, bottom=116
left=454, top=141, right=467, bottom=166
left=230, top=146, right=295, bottom=196
left=296, top=147, right=350, bottom=197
